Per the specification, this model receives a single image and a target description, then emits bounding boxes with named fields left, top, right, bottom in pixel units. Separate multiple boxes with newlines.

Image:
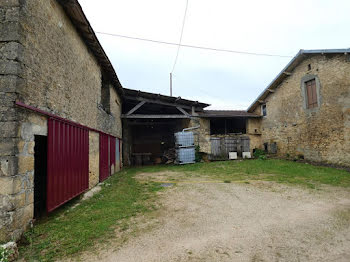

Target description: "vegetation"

left=195, top=145, right=202, bottom=162
left=253, top=149, right=267, bottom=160
left=19, top=169, right=163, bottom=262
left=19, top=159, right=350, bottom=261
left=0, top=246, right=10, bottom=262
left=133, top=159, right=350, bottom=189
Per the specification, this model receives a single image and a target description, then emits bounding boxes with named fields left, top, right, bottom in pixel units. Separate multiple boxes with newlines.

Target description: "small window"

left=305, top=79, right=318, bottom=109
left=261, top=104, right=267, bottom=116
left=263, top=142, right=268, bottom=152
left=101, top=74, right=110, bottom=113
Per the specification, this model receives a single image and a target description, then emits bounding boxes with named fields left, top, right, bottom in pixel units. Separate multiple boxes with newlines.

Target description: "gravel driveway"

left=85, top=173, right=350, bottom=262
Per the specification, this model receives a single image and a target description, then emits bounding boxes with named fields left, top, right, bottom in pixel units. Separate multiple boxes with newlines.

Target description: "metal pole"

left=170, top=73, right=173, bottom=96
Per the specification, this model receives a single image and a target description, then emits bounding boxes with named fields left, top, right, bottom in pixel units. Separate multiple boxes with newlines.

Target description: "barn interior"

left=121, top=88, right=209, bottom=166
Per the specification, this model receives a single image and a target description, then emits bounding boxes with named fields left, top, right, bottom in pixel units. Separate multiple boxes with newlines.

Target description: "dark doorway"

left=34, top=135, right=47, bottom=218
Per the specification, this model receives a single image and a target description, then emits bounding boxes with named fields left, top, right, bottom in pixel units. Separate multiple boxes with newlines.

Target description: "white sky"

left=79, top=0, right=350, bottom=109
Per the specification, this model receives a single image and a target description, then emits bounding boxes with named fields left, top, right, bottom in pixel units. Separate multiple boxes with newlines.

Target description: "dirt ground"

left=84, top=172, right=350, bottom=262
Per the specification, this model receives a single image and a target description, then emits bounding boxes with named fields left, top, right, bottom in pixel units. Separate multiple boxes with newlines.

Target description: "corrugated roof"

left=57, top=0, right=122, bottom=92
left=247, top=48, right=350, bottom=112
left=199, top=110, right=260, bottom=118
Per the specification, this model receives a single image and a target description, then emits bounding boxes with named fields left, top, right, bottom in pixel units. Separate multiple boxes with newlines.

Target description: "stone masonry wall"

left=246, top=118, right=262, bottom=154
left=18, top=0, right=122, bottom=138
left=88, top=131, right=99, bottom=189
left=252, top=54, right=350, bottom=166
left=0, top=0, right=23, bottom=242
left=189, top=117, right=211, bottom=154
left=1, top=0, right=123, bottom=242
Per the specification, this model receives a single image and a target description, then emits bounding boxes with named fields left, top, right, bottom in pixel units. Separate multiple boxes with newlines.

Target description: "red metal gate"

left=47, top=118, right=89, bottom=212
left=99, top=134, right=118, bottom=182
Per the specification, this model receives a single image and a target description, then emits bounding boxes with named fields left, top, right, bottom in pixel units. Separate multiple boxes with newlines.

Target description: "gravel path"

left=85, top=177, right=350, bottom=262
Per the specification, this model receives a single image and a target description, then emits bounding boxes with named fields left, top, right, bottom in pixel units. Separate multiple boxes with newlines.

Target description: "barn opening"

left=121, top=88, right=208, bottom=166
left=34, top=135, right=47, bottom=218
left=210, top=118, right=247, bottom=135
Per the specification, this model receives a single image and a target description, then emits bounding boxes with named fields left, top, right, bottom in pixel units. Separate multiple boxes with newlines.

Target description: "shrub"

left=253, top=149, right=267, bottom=160
left=195, top=145, right=202, bottom=162
left=0, top=246, right=10, bottom=262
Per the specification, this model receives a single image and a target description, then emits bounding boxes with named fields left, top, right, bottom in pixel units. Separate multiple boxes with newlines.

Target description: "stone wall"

left=246, top=118, right=262, bottom=154
left=189, top=117, right=211, bottom=154
left=252, top=54, right=350, bottom=166
left=0, top=0, right=22, bottom=242
left=16, top=0, right=122, bottom=138
left=0, top=0, right=123, bottom=242
left=88, top=131, right=99, bottom=189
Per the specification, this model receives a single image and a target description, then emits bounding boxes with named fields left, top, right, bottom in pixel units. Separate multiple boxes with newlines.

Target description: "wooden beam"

left=123, top=95, right=193, bottom=110
left=126, top=101, right=146, bottom=115
left=127, top=122, right=175, bottom=126
left=283, top=71, right=292, bottom=76
left=258, top=100, right=265, bottom=104
left=267, top=89, right=275, bottom=93
left=176, top=106, right=190, bottom=116
left=122, top=114, right=190, bottom=119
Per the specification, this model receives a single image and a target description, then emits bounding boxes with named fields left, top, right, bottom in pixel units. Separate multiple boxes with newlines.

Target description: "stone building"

left=2, top=0, right=349, bottom=245
left=248, top=49, right=350, bottom=167
left=121, top=88, right=260, bottom=165
left=0, top=0, right=122, bottom=242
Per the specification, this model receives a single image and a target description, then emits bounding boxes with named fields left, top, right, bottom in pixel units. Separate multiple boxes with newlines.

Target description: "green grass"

left=19, top=169, right=163, bottom=262
left=19, top=159, right=350, bottom=261
left=131, top=159, right=350, bottom=188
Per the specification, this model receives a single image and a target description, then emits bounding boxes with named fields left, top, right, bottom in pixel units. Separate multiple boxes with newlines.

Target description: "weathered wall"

left=89, top=131, right=99, bottom=189
left=0, top=0, right=22, bottom=242
left=18, top=0, right=122, bottom=138
left=0, top=0, right=123, bottom=242
left=189, top=117, right=211, bottom=154
left=246, top=118, right=262, bottom=154
left=252, top=54, right=350, bottom=166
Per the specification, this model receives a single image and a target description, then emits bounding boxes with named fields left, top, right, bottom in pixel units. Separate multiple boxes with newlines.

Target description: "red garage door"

left=99, top=134, right=118, bottom=182
left=47, top=118, right=89, bottom=212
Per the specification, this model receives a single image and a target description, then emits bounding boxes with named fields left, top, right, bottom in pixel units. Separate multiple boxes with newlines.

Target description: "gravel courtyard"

left=85, top=172, right=350, bottom=262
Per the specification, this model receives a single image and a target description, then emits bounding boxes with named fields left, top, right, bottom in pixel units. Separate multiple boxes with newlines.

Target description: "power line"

left=171, top=0, right=189, bottom=73
left=96, top=31, right=293, bottom=58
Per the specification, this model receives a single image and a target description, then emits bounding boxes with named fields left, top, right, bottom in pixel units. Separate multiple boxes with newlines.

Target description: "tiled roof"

left=199, top=110, right=260, bottom=118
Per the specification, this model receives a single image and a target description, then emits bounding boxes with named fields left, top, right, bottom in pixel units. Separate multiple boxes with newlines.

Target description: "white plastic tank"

left=176, top=147, right=195, bottom=164
left=175, top=131, right=194, bottom=147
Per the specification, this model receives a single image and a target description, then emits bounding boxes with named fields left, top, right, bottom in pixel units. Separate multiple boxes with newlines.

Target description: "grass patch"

left=19, top=159, right=350, bottom=261
left=19, top=169, right=163, bottom=261
left=131, top=159, right=350, bottom=188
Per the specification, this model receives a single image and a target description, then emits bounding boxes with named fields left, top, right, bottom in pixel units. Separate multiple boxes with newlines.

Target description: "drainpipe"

left=182, top=125, right=200, bottom=132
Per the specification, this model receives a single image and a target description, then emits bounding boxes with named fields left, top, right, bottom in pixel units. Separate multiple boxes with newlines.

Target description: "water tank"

left=176, top=147, right=195, bottom=164
left=175, top=131, right=194, bottom=147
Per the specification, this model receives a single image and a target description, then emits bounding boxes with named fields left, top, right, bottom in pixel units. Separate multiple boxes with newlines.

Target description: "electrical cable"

left=95, top=31, right=293, bottom=58
left=171, top=0, right=189, bottom=73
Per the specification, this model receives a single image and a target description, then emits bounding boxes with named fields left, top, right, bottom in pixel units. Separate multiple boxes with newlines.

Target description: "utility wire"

left=96, top=31, right=293, bottom=58
left=171, top=0, right=189, bottom=73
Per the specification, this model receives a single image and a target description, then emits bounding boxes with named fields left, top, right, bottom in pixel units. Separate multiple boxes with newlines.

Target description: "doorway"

left=34, top=135, right=47, bottom=218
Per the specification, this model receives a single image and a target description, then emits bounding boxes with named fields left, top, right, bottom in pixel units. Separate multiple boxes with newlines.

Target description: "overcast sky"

left=79, top=0, right=350, bottom=109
